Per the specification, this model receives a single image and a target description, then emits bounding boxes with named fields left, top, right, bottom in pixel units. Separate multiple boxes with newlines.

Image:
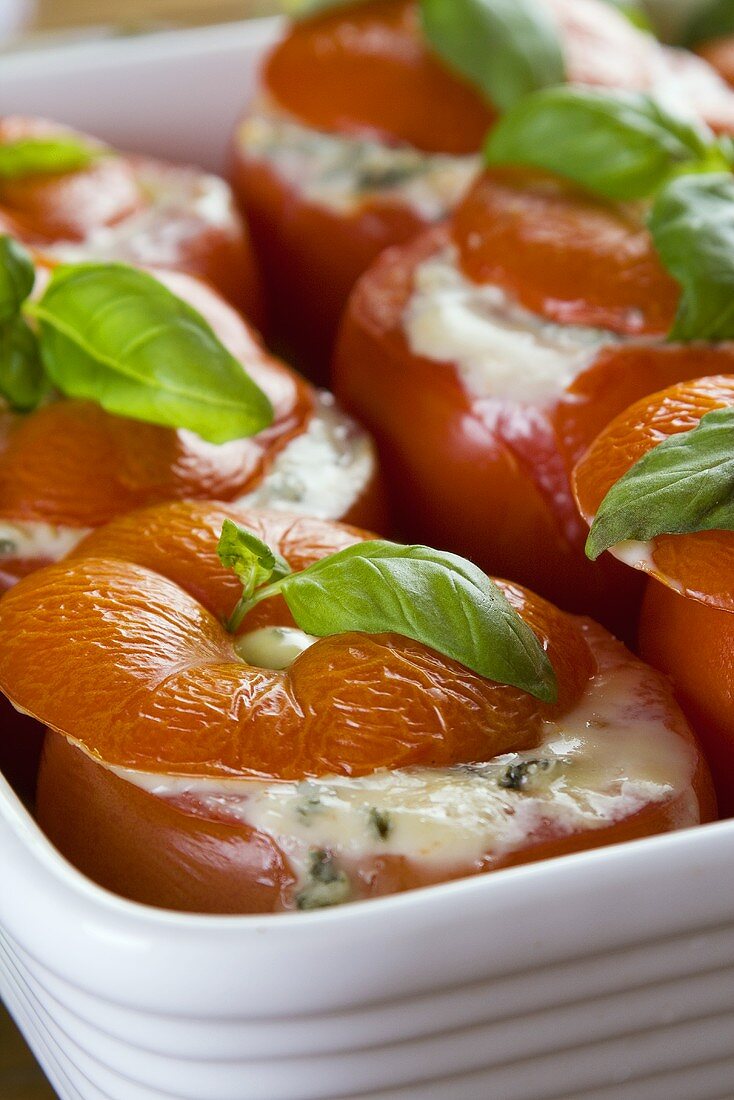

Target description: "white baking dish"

left=2, top=16, right=734, bottom=1100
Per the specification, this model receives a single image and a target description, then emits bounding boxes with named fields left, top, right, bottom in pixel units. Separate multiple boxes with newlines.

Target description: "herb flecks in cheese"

left=296, top=849, right=351, bottom=910
left=238, top=391, right=375, bottom=520
left=238, top=112, right=478, bottom=220
left=113, top=626, right=699, bottom=911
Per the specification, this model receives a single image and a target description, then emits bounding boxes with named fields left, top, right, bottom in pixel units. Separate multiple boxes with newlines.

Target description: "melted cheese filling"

left=0, top=395, right=373, bottom=567
left=112, top=635, right=699, bottom=905
left=238, top=110, right=478, bottom=220
left=235, top=626, right=317, bottom=670
left=403, top=248, right=620, bottom=406
left=238, top=391, right=375, bottom=519
left=43, top=162, right=235, bottom=266
left=0, top=520, right=90, bottom=564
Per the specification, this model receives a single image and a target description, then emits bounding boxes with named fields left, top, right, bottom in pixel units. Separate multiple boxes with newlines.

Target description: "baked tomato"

left=333, top=166, right=734, bottom=636
left=0, top=500, right=714, bottom=912
left=0, top=263, right=382, bottom=792
left=0, top=115, right=265, bottom=326
left=231, top=0, right=734, bottom=373
left=573, top=375, right=734, bottom=816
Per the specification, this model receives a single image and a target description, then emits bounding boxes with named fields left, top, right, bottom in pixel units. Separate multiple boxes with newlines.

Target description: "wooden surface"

left=1, top=2, right=284, bottom=1096
left=0, top=1003, right=55, bottom=1099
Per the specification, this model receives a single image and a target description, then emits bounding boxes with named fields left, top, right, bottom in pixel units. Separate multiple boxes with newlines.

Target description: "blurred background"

left=0, top=0, right=282, bottom=51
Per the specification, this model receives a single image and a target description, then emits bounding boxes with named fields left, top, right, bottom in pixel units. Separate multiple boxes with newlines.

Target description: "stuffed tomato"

left=231, top=0, right=734, bottom=372
left=0, top=246, right=380, bottom=793
left=0, top=115, right=264, bottom=325
left=333, top=144, right=734, bottom=638
left=0, top=499, right=715, bottom=913
left=0, top=267, right=380, bottom=589
left=574, top=375, right=734, bottom=816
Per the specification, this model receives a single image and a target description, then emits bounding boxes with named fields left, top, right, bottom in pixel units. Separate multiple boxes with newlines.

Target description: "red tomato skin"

left=639, top=581, right=734, bottom=818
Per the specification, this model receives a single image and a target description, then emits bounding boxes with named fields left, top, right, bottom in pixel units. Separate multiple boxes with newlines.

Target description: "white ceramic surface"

left=1, top=16, right=734, bottom=1100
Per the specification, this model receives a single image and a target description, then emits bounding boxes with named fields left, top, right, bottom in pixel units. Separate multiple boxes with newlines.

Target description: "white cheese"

left=43, top=162, right=235, bottom=267
left=0, top=520, right=90, bottom=564
left=235, top=626, right=318, bottom=670
left=238, top=110, right=478, bottom=220
left=113, top=631, right=699, bottom=904
left=403, top=248, right=620, bottom=406
left=238, top=391, right=375, bottom=519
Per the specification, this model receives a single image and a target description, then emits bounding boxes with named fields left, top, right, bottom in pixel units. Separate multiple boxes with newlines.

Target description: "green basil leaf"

left=0, top=136, right=97, bottom=180
left=603, top=0, right=655, bottom=33
left=682, top=0, right=734, bottom=46
left=648, top=172, right=734, bottom=341
left=218, top=519, right=291, bottom=600
left=0, top=235, right=35, bottom=325
left=419, top=0, right=565, bottom=112
left=26, top=262, right=274, bottom=444
left=485, top=86, right=729, bottom=200
left=586, top=407, right=734, bottom=559
left=277, top=540, right=557, bottom=701
left=0, top=316, right=47, bottom=412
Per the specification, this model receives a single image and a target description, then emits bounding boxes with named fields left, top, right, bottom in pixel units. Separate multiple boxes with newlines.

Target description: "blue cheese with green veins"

left=403, top=248, right=623, bottom=406
left=238, top=109, right=478, bottom=219
left=112, top=638, right=699, bottom=906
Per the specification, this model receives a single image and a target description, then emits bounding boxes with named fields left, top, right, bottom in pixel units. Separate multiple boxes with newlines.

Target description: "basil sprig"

left=218, top=522, right=558, bottom=702
left=586, top=407, right=734, bottom=559
left=648, top=172, right=734, bottom=341
left=0, top=237, right=273, bottom=440
left=420, top=0, right=565, bottom=113
left=0, top=136, right=97, bottom=180
left=484, top=86, right=730, bottom=200
left=26, top=263, right=273, bottom=442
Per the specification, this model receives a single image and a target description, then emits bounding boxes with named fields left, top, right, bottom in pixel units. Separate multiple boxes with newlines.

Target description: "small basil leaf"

left=0, top=235, right=35, bottom=325
left=682, top=0, right=734, bottom=47
left=0, top=316, right=47, bottom=412
left=0, top=136, right=97, bottom=180
left=218, top=519, right=291, bottom=597
left=27, top=262, right=274, bottom=444
left=279, top=540, right=557, bottom=702
left=586, top=407, right=734, bottom=559
left=649, top=172, right=734, bottom=341
left=484, top=87, right=728, bottom=200
left=420, top=0, right=565, bottom=113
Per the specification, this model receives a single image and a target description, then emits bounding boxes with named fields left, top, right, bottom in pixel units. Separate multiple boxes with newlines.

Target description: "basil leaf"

left=218, top=520, right=291, bottom=625
left=278, top=540, right=557, bottom=701
left=648, top=172, right=734, bottom=341
left=586, top=407, right=734, bottom=559
left=682, top=0, right=734, bottom=46
left=485, top=87, right=728, bottom=200
left=0, top=235, right=35, bottom=325
left=603, top=0, right=654, bottom=33
left=0, top=136, right=97, bottom=180
left=0, top=316, right=47, bottom=412
left=27, top=263, right=274, bottom=444
left=420, top=0, right=565, bottom=112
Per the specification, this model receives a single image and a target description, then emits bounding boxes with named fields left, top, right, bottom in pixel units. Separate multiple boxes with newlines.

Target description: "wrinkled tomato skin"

left=232, top=155, right=434, bottom=379
left=639, top=582, right=734, bottom=818
left=333, top=228, right=717, bottom=637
